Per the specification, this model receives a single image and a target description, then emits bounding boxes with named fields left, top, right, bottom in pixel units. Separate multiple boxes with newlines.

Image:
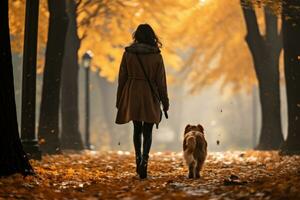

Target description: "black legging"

left=133, top=121, right=154, bottom=160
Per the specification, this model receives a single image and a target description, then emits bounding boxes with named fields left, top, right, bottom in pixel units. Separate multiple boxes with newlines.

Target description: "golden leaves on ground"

left=0, top=151, right=299, bottom=199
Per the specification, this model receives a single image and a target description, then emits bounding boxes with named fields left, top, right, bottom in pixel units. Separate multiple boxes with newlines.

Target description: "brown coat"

left=115, top=43, right=169, bottom=125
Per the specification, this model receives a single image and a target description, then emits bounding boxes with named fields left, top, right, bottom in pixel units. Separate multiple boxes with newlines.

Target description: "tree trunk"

left=240, top=1, right=284, bottom=150
left=0, top=0, right=34, bottom=176
left=38, top=0, right=69, bottom=154
left=280, top=0, right=300, bottom=155
left=60, top=0, right=83, bottom=150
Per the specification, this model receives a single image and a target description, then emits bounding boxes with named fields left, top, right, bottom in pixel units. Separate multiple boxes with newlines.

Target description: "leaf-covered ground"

left=0, top=151, right=300, bottom=200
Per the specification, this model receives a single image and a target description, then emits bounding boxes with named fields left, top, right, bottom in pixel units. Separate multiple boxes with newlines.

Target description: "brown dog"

left=183, top=124, right=207, bottom=178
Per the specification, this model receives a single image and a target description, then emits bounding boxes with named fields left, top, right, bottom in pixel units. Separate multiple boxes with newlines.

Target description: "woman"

left=115, top=24, right=169, bottom=179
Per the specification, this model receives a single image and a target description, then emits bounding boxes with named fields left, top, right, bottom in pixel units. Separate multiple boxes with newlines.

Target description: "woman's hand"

left=163, top=104, right=169, bottom=119
left=164, top=110, right=168, bottom=119
left=163, top=104, right=169, bottom=112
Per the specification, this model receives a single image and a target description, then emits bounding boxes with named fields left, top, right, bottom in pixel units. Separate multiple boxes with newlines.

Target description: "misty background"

left=12, top=53, right=288, bottom=152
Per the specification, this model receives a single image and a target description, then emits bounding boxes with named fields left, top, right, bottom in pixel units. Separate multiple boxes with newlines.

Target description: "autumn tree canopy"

left=9, top=0, right=288, bottom=92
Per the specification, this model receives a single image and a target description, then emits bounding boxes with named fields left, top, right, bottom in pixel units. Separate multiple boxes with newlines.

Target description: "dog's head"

left=184, top=124, right=204, bottom=135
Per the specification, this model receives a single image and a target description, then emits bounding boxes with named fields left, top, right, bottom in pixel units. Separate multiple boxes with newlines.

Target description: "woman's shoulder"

left=124, top=43, right=161, bottom=55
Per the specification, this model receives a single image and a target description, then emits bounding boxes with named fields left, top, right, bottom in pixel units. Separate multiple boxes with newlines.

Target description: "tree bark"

left=60, top=0, right=83, bottom=150
left=240, top=1, right=284, bottom=150
left=280, top=0, right=300, bottom=155
left=38, top=0, right=69, bottom=154
left=20, top=0, right=41, bottom=160
left=0, top=0, right=34, bottom=176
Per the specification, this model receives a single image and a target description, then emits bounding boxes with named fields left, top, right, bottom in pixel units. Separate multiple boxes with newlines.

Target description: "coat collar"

left=125, top=43, right=160, bottom=54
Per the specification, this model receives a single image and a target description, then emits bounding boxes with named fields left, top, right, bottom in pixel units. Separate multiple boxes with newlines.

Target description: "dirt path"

left=0, top=151, right=299, bottom=200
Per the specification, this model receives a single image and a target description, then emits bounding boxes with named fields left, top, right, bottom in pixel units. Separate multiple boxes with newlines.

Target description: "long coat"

left=115, top=43, right=169, bottom=125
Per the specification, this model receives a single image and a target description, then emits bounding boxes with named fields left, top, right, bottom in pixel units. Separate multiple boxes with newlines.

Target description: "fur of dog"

left=183, top=124, right=207, bottom=178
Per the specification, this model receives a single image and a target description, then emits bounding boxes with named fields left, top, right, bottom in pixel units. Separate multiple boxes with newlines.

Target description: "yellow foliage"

left=168, top=0, right=260, bottom=93
left=169, top=0, right=283, bottom=93
left=9, top=0, right=283, bottom=92
left=77, top=0, right=193, bottom=82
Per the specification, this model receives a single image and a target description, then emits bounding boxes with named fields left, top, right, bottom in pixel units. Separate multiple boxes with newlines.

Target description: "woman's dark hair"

left=132, top=24, right=162, bottom=48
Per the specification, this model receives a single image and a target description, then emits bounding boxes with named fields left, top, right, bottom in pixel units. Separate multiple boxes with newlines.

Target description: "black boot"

left=133, top=121, right=143, bottom=175
left=136, top=154, right=142, bottom=175
left=139, top=156, right=148, bottom=179
left=139, top=122, right=153, bottom=179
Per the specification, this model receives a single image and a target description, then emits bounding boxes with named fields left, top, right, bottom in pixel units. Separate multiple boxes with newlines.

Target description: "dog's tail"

left=186, top=136, right=196, bottom=151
